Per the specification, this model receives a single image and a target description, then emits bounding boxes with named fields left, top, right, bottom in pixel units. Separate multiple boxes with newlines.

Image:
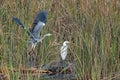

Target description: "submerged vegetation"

left=0, top=0, right=120, bottom=80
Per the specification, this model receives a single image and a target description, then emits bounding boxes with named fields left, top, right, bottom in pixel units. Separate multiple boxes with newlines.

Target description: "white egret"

left=60, top=41, right=70, bottom=60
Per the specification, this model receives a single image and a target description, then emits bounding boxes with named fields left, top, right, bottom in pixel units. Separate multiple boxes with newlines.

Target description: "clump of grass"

left=0, top=0, right=120, bottom=80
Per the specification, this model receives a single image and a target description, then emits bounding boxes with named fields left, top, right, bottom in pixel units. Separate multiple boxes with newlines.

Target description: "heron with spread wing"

left=29, top=11, right=52, bottom=49
left=13, top=10, right=52, bottom=49
left=13, top=10, right=52, bottom=67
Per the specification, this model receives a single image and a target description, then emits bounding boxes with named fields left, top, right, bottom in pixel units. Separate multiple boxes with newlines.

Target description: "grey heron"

left=13, top=10, right=52, bottom=49
left=13, top=11, right=52, bottom=67
left=29, top=11, right=52, bottom=49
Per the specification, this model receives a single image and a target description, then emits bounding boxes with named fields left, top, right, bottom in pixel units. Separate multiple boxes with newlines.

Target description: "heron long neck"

left=40, top=34, right=47, bottom=41
left=40, top=33, right=50, bottom=41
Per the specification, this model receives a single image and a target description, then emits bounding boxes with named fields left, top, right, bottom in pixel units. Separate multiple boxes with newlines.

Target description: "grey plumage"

left=29, top=11, right=51, bottom=49
left=27, top=11, right=51, bottom=67
left=13, top=10, right=52, bottom=67
left=12, top=11, right=50, bottom=47
left=30, top=11, right=48, bottom=38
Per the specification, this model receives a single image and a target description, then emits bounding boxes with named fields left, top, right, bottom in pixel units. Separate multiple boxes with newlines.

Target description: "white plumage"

left=60, top=41, right=70, bottom=60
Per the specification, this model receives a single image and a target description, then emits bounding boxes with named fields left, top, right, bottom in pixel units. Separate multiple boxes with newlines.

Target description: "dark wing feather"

left=12, top=17, right=26, bottom=29
left=13, top=17, right=36, bottom=40
left=30, top=11, right=48, bottom=36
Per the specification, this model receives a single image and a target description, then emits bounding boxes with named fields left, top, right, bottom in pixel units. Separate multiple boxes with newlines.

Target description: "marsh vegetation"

left=0, top=0, right=120, bottom=80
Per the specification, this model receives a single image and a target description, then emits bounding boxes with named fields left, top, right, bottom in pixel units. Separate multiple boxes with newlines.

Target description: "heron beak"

left=66, top=41, right=70, bottom=44
left=68, top=42, right=70, bottom=43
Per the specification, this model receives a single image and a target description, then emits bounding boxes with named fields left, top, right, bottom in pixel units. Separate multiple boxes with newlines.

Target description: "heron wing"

left=31, top=21, right=45, bottom=38
left=13, top=17, right=26, bottom=30
left=30, top=11, right=48, bottom=39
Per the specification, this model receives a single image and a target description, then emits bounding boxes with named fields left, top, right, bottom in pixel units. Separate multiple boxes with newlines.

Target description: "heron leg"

left=27, top=48, right=37, bottom=67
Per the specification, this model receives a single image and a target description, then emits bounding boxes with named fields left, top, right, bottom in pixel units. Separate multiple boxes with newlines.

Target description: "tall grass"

left=0, top=0, right=120, bottom=80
